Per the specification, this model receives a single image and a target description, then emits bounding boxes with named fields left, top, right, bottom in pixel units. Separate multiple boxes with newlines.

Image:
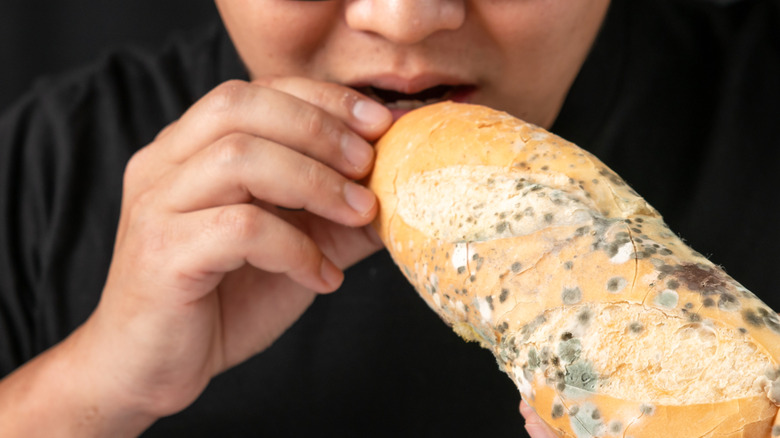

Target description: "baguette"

left=366, top=102, right=780, bottom=437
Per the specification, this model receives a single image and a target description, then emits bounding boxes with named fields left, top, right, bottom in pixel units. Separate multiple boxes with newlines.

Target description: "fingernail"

left=344, top=182, right=376, bottom=216
left=341, top=133, right=374, bottom=172
left=320, top=257, right=343, bottom=290
left=352, top=99, right=390, bottom=127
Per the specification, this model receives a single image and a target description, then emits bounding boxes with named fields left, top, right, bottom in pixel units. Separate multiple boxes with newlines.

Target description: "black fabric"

left=0, top=0, right=219, bottom=110
left=0, top=1, right=778, bottom=436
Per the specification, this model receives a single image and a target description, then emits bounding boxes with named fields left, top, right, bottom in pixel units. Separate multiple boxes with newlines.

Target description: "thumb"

left=520, top=400, right=560, bottom=438
left=283, top=210, right=384, bottom=270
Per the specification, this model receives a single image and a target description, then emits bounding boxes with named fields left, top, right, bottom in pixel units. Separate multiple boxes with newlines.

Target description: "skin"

left=0, top=1, right=608, bottom=436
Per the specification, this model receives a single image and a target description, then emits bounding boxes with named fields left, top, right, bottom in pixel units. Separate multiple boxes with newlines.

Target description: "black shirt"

left=1, top=1, right=778, bottom=436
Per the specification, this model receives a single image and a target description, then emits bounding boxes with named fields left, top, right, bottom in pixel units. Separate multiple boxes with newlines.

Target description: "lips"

left=348, top=75, right=477, bottom=117
left=356, top=84, right=475, bottom=110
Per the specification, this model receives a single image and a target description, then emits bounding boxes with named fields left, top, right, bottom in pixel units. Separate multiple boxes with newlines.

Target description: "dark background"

left=0, top=0, right=220, bottom=112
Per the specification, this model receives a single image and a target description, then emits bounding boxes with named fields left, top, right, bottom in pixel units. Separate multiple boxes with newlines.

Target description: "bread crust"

left=367, top=102, right=780, bottom=437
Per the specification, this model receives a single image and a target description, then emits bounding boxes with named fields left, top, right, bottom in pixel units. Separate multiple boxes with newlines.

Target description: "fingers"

left=253, top=76, right=392, bottom=139
left=520, top=400, right=560, bottom=438
left=158, top=78, right=391, bottom=179
left=159, top=132, right=376, bottom=226
left=117, top=77, right=390, bottom=300
left=156, top=204, right=345, bottom=296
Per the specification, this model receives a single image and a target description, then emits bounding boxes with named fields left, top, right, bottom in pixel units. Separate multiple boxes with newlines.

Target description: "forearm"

left=0, top=326, right=156, bottom=437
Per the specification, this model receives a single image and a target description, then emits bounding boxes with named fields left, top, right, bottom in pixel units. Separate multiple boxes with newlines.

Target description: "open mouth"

left=355, top=84, right=475, bottom=110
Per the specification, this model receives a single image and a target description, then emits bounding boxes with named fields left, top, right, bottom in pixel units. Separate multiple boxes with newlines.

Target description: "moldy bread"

left=366, top=102, right=780, bottom=437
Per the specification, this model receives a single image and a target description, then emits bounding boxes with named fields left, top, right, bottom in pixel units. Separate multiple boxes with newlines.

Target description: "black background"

left=0, top=0, right=219, bottom=112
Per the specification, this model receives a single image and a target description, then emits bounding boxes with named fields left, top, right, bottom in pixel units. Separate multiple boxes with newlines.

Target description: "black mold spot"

left=674, top=263, right=728, bottom=293
left=562, top=287, right=582, bottom=305
left=577, top=308, right=592, bottom=325
left=743, top=309, right=764, bottom=328
left=609, top=421, right=624, bottom=434
left=499, top=288, right=509, bottom=303
left=606, top=276, right=627, bottom=293
left=511, top=262, right=522, bottom=273
left=551, top=403, right=564, bottom=419
left=628, top=321, right=644, bottom=334
left=718, top=293, right=740, bottom=311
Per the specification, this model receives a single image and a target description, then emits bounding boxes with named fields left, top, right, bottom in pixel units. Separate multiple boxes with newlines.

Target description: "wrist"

left=0, top=324, right=158, bottom=437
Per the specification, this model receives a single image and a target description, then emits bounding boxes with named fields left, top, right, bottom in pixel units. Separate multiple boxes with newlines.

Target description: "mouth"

left=354, top=84, right=476, bottom=111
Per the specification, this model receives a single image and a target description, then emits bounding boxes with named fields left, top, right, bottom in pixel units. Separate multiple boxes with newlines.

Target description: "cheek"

left=487, top=2, right=605, bottom=55
left=478, top=1, right=610, bottom=125
left=216, top=1, right=341, bottom=78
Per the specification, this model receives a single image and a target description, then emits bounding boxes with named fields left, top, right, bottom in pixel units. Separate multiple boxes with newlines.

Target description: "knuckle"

left=286, top=233, right=320, bottom=271
left=299, top=105, right=327, bottom=139
left=299, top=159, right=332, bottom=192
left=212, top=204, right=261, bottom=242
left=300, top=106, right=343, bottom=149
left=125, top=188, right=160, bottom=227
left=122, top=151, right=159, bottom=214
left=207, top=80, right=250, bottom=113
left=305, top=83, right=331, bottom=109
left=123, top=148, right=147, bottom=186
left=211, top=133, right=253, bottom=168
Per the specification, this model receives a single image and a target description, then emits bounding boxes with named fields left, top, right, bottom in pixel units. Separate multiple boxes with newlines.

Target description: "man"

left=1, top=1, right=777, bottom=436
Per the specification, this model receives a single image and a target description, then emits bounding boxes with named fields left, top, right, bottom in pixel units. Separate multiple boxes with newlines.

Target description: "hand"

left=520, top=400, right=560, bottom=438
left=19, top=77, right=392, bottom=434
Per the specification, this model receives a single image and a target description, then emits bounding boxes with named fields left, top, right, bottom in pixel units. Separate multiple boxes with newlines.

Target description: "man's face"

left=215, top=0, right=610, bottom=128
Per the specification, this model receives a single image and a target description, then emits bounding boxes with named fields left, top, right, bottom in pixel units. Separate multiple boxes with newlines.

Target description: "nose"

left=345, top=0, right=466, bottom=45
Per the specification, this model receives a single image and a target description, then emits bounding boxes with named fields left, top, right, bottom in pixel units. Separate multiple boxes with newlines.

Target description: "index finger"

left=253, top=76, right=393, bottom=140
left=160, top=79, right=391, bottom=167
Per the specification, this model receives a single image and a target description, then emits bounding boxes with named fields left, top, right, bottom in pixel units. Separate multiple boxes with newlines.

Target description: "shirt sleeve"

left=0, top=93, right=55, bottom=376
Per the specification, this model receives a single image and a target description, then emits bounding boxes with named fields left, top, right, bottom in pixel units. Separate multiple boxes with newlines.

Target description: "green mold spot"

left=569, top=402, right=604, bottom=438
left=564, top=361, right=598, bottom=392
left=528, top=348, right=541, bottom=370
left=654, top=289, right=678, bottom=308
left=558, top=338, right=582, bottom=364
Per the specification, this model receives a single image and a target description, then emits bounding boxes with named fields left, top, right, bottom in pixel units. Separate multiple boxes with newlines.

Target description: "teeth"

left=385, top=95, right=453, bottom=110
left=366, top=86, right=457, bottom=110
left=386, top=99, right=427, bottom=110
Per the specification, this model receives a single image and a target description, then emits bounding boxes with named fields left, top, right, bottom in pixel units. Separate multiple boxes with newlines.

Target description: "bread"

left=366, top=102, right=780, bottom=437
